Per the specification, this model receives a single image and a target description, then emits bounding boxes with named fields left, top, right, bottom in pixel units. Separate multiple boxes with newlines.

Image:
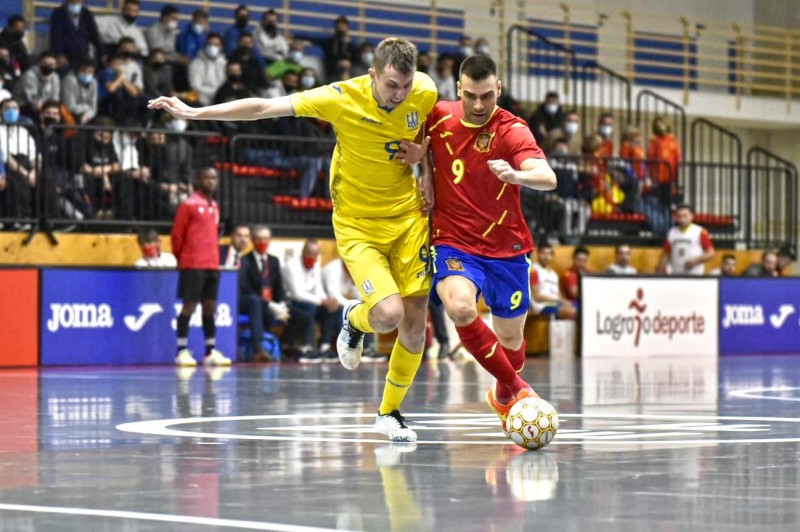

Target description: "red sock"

left=456, top=317, right=527, bottom=393
left=499, top=341, right=527, bottom=400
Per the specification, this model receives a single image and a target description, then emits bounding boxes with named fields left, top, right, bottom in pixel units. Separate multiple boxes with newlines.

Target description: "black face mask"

left=235, top=17, right=249, bottom=28
left=283, top=84, right=298, bottom=93
left=43, top=116, right=58, bottom=126
left=123, top=14, right=137, bottom=24
left=40, top=65, right=55, bottom=76
left=150, top=61, right=165, bottom=70
left=335, top=29, right=347, bottom=38
left=228, top=74, right=241, bottom=83
left=262, top=22, right=276, bottom=35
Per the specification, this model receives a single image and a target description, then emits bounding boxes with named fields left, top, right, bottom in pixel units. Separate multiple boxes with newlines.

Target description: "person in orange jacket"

left=647, top=116, right=681, bottom=208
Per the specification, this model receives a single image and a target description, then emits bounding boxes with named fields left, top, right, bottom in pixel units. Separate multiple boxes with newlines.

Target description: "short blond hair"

left=373, top=38, right=418, bottom=75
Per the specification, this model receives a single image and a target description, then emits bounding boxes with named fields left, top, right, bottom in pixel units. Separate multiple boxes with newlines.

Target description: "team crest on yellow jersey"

left=406, top=111, right=419, bottom=129
left=474, top=132, right=495, bottom=153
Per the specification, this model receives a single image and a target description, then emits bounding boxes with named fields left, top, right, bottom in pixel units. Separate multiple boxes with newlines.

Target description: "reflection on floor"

left=0, top=354, right=799, bottom=530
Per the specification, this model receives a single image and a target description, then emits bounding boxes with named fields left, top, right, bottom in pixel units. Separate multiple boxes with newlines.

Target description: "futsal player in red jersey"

left=421, top=55, right=556, bottom=432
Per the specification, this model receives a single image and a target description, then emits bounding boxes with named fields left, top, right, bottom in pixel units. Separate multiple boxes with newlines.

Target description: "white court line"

left=0, top=503, right=345, bottom=531
left=632, top=492, right=799, bottom=503
left=728, top=386, right=800, bottom=402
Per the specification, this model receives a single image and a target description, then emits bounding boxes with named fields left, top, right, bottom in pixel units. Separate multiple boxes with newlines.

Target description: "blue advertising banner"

left=41, top=269, right=237, bottom=365
left=719, top=278, right=800, bottom=354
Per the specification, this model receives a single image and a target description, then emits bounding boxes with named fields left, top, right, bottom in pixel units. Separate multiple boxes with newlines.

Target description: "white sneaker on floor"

left=374, top=410, right=417, bottom=442
left=203, top=349, right=232, bottom=366
left=374, top=442, right=418, bottom=467
left=336, top=301, right=365, bottom=370
left=175, top=349, right=197, bottom=367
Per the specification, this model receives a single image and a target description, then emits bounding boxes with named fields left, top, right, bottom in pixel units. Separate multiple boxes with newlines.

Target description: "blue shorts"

left=430, top=245, right=531, bottom=319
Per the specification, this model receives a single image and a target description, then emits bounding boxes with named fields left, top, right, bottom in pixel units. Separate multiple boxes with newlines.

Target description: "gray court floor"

left=0, top=354, right=799, bottom=531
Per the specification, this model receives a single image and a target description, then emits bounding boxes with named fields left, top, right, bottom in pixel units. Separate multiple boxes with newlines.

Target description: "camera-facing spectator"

left=657, top=204, right=715, bottom=275
left=528, top=91, right=564, bottom=147
left=228, top=32, right=268, bottom=95
left=253, top=9, right=289, bottom=63
left=97, top=0, right=149, bottom=56
left=145, top=5, right=180, bottom=62
left=14, top=52, right=60, bottom=119
left=648, top=115, right=681, bottom=209
left=777, top=246, right=794, bottom=276
left=742, top=250, right=779, bottom=278
left=135, top=228, right=177, bottom=267
left=282, top=238, right=341, bottom=361
left=176, top=9, right=209, bottom=61
left=530, top=243, right=577, bottom=320
left=351, top=42, right=374, bottom=77
left=98, top=51, right=145, bottom=125
left=0, top=15, right=31, bottom=75
left=596, top=112, right=615, bottom=158
left=62, top=60, right=98, bottom=125
left=189, top=33, right=227, bottom=106
left=560, top=245, right=591, bottom=304
left=49, top=0, right=105, bottom=70
left=80, top=115, right=120, bottom=218
left=223, top=5, right=253, bottom=56
left=429, top=53, right=456, bottom=101
left=606, top=243, right=637, bottom=275
left=144, top=48, right=174, bottom=98
left=0, top=97, right=39, bottom=223
left=710, top=253, right=738, bottom=276
left=297, top=15, right=358, bottom=82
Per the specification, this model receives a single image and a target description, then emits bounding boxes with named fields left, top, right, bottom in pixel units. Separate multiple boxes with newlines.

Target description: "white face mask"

left=206, top=45, right=220, bottom=59
left=476, top=45, right=490, bottom=55
left=301, top=75, right=315, bottom=89
left=289, top=50, right=303, bottom=63
left=545, top=103, right=559, bottom=115
left=565, top=121, right=579, bottom=135
left=599, top=125, right=613, bottom=138
left=460, top=46, right=474, bottom=56
left=361, top=52, right=374, bottom=65
left=170, top=119, right=187, bottom=132
left=167, top=20, right=178, bottom=30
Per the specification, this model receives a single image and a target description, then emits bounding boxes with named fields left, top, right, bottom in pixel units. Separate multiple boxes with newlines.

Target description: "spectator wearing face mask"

left=98, top=50, right=145, bottom=126
left=474, top=37, right=491, bottom=57
left=50, top=0, right=106, bottom=70
left=0, top=98, right=38, bottom=223
left=62, top=60, right=98, bottom=125
left=596, top=112, right=615, bottom=158
left=296, top=15, right=358, bottom=81
left=139, top=116, right=193, bottom=217
left=527, top=91, right=564, bottom=147
left=39, top=100, right=85, bottom=220
left=266, top=41, right=307, bottom=85
left=176, top=10, right=209, bottom=61
left=228, top=33, right=268, bottom=95
left=223, top=5, right=253, bottom=56
left=188, top=33, right=227, bottom=106
left=453, top=35, right=474, bottom=73
left=97, top=0, right=149, bottom=57
left=429, top=53, right=456, bottom=101
left=0, top=15, right=31, bottom=74
left=145, top=5, right=180, bottom=61
left=282, top=238, right=342, bottom=362
left=14, top=51, right=60, bottom=119
left=79, top=115, right=120, bottom=218
left=144, top=48, right=174, bottom=98
left=351, top=42, right=374, bottom=77
left=135, top=228, right=177, bottom=267
left=214, top=61, right=252, bottom=104
left=561, top=110, right=582, bottom=156
left=252, top=9, right=289, bottom=62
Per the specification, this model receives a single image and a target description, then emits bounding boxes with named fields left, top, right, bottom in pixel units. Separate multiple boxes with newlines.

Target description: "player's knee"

left=496, top=331, right=523, bottom=351
left=444, top=297, right=478, bottom=326
left=369, top=301, right=404, bottom=332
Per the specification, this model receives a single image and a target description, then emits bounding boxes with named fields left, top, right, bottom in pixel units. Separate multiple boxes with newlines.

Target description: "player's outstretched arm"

left=147, top=96, right=294, bottom=121
left=488, top=158, right=556, bottom=191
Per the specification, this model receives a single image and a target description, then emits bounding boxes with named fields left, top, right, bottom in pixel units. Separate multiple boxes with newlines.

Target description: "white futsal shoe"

left=175, top=349, right=197, bottom=367
left=336, top=301, right=365, bottom=370
left=374, top=410, right=418, bottom=442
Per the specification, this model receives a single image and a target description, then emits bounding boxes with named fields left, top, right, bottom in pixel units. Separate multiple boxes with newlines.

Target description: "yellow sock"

left=348, top=302, right=374, bottom=333
left=379, top=341, right=423, bottom=415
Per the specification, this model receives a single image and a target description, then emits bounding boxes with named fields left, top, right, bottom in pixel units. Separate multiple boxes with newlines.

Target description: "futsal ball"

left=506, top=397, right=559, bottom=450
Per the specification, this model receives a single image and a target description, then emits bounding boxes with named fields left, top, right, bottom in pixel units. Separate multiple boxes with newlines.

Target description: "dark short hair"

left=459, top=54, right=496, bottom=81
left=160, top=5, right=178, bottom=18
left=38, top=51, right=57, bottom=62
left=574, top=245, right=590, bottom=257
left=722, top=253, right=736, bottom=262
left=92, top=115, right=116, bottom=128
left=206, top=32, right=223, bottom=43
left=334, top=15, right=349, bottom=26
left=675, top=203, right=693, bottom=213
left=137, top=228, right=159, bottom=245
left=192, top=9, right=209, bottom=20
left=8, top=15, right=25, bottom=26
left=545, top=91, right=560, bottom=100
left=234, top=4, right=248, bottom=13
left=123, top=0, right=140, bottom=6
left=538, top=242, right=554, bottom=252
left=42, top=99, right=61, bottom=112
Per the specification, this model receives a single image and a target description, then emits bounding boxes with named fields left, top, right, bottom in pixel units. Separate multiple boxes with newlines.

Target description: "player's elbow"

left=542, top=168, right=557, bottom=190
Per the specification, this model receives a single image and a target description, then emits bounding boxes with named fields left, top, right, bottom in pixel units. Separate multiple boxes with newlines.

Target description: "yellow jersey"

left=290, top=73, right=437, bottom=218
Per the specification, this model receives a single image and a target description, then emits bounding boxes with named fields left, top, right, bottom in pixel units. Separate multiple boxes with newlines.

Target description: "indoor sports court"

left=1, top=353, right=799, bottom=530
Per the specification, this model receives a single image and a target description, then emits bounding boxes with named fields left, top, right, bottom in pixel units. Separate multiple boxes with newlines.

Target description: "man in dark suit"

left=50, top=0, right=106, bottom=69
left=238, top=224, right=290, bottom=362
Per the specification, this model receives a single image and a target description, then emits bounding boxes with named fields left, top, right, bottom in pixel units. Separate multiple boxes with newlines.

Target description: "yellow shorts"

left=333, top=212, right=431, bottom=309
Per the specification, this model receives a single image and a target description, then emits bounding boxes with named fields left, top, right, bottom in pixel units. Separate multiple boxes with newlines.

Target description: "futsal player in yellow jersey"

left=149, top=38, right=436, bottom=442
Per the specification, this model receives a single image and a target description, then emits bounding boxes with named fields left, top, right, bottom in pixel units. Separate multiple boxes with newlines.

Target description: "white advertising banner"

left=581, top=276, right=719, bottom=358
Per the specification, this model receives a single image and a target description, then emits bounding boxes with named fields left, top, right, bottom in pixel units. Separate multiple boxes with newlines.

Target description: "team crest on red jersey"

left=446, top=258, right=465, bottom=271
left=474, top=132, right=495, bottom=153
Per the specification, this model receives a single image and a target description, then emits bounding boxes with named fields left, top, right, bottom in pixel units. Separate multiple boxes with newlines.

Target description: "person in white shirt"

left=283, top=238, right=340, bottom=361
left=188, top=33, right=227, bottom=106
left=658, top=204, right=715, bottom=275
left=134, top=228, right=177, bottom=267
left=252, top=9, right=289, bottom=62
left=97, top=0, right=149, bottom=56
left=605, top=243, right=638, bottom=275
left=529, top=243, right=576, bottom=320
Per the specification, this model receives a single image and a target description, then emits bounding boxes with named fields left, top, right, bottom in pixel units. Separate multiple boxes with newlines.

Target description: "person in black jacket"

left=49, top=0, right=106, bottom=69
left=296, top=15, right=357, bottom=82
left=238, top=224, right=291, bottom=362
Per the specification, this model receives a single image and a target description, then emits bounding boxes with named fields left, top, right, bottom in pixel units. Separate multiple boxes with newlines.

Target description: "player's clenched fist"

left=488, top=159, right=520, bottom=185
left=148, top=96, right=196, bottom=120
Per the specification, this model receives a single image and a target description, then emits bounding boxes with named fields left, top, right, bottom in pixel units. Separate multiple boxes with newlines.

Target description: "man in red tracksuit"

left=171, top=167, right=232, bottom=366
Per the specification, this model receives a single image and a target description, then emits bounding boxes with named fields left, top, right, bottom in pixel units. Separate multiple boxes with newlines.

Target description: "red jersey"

left=171, top=192, right=221, bottom=270
left=427, top=101, right=544, bottom=258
